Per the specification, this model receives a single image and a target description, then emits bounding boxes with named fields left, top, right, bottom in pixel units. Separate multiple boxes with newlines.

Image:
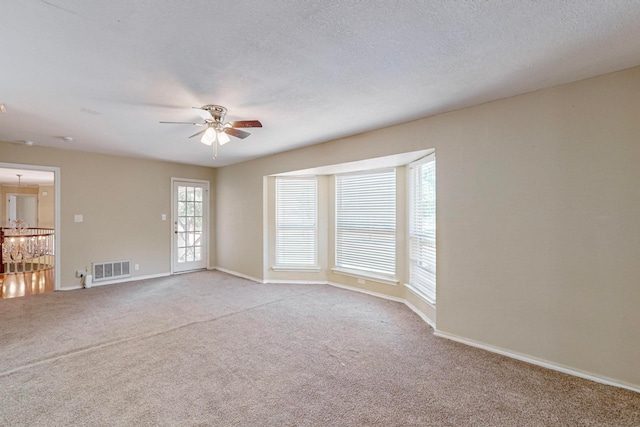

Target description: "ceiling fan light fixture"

left=218, top=131, right=231, bottom=146
left=161, top=104, right=262, bottom=159
left=201, top=127, right=217, bottom=146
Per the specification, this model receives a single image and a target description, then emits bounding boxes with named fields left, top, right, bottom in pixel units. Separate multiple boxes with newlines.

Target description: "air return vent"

left=92, top=260, right=131, bottom=282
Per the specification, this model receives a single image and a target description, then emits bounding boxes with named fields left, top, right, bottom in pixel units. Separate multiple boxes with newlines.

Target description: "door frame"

left=0, top=162, right=61, bottom=290
left=170, top=177, right=210, bottom=275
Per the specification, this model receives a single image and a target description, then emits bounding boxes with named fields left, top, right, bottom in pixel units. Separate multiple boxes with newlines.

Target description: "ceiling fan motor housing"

left=201, top=105, right=227, bottom=122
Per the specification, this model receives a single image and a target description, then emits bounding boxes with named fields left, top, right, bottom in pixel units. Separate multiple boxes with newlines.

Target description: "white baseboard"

left=60, top=285, right=84, bottom=291
left=264, top=279, right=327, bottom=285
left=59, top=266, right=639, bottom=393
left=213, top=266, right=263, bottom=283
left=404, top=300, right=436, bottom=330
left=327, top=281, right=405, bottom=303
left=433, top=330, right=640, bottom=394
left=328, top=281, right=436, bottom=329
left=88, top=272, right=171, bottom=288
left=58, top=272, right=171, bottom=291
left=321, top=281, right=640, bottom=393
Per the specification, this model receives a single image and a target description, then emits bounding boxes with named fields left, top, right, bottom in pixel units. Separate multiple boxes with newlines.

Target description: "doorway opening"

left=0, top=163, right=60, bottom=298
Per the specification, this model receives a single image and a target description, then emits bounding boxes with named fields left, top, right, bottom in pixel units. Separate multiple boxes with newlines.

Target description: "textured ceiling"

left=1, top=1, right=640, bottom=167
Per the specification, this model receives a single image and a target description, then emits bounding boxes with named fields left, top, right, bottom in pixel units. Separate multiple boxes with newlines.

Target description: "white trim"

left=60, top=285, right=84, bottom=291
left=56, top=267, right=640, bottom=393
left=404, top=299, right=436, bottom=329
left=263, top=279, right=327, bottom=285
left=331, top=267, right=398, bottom=286
left=172, top=268, right=207, bottom=275
left=84, top=272, right=171, bottom=288
left=326, top=281, right=404, bottom=303
left=0, top=162, right=61, bottom=291
left=213, top=266, right=264, bottom=283
left=406, top=152, right=437, bottom=302
left=327, top=279, right=639, bottom=393
left=433, top=330, right=640, bottom=394
left=273, top=149, right=433, bottom=177
left=169, top=177, right=211, bottom=185
left=272, top=265, right=321, bottom=272
left=405, top=282, right=436, bottom=305
left=407, top=152, right=436, bottom=169
left=328, top=281, right=436, bottom=329
left=57, top=266, right=640, bottom=393
left=57, top=272, right=171, bottom=290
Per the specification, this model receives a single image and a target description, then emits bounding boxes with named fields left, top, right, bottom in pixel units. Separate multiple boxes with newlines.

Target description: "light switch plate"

left=74, top=214, right=83, bottom=223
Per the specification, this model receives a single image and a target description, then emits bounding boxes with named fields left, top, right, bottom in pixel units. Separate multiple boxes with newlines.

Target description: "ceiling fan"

left=160, top=105, right=262, bottom=159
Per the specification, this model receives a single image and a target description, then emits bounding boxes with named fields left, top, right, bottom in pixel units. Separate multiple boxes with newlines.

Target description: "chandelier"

left=8, top=174, right=28, bottom=231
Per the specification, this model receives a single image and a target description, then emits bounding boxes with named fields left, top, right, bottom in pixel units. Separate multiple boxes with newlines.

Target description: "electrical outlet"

left=134, top=264, right=140, bottom=271
left=76, top=270, right=85, bottom=278
left=357, top=278, right=365, bottom=285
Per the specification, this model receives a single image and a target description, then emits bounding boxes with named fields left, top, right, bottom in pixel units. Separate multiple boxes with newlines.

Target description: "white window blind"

left=409, top=154, right=436, bottom=301
left=275, top=177, right=318, bottom=267
left=336, top=169, right=396, bottom=276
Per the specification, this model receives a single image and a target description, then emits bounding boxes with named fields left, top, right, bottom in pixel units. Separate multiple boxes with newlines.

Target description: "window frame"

left=334, top=168, right=397, bottom=279
left=407, top=153, right=436, bottom=303
left=274, top=176, right=319, bottom=270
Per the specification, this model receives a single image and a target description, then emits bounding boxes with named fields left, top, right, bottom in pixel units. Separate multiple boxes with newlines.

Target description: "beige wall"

left=216, top=66, right=640, bottom=388
left=0, top=145, right=216, bottom=288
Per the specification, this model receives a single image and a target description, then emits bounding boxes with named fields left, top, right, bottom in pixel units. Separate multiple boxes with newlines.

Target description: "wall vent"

left=92, top=260, right=131, bottom=282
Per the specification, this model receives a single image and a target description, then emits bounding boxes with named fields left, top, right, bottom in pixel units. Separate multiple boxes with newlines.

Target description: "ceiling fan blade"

left=192, top=107, right=214, bottom=120
left=188, top=129, right=207, bottom=139
left=224, top=128, right=251, bottom=139
left=159, top=121, right=203, bottom=125
left=231, top=120, right=262, bottom=128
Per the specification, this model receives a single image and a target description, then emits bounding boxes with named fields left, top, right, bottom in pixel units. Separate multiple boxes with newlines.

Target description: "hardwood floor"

left=0, top=268, right=55, bottom=299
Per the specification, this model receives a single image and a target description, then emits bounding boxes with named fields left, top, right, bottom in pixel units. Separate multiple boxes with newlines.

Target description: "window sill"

left=272, top=265, right=322, bottom=272
left=331, top=267, right=398, bottom=286
left=405, top=283, right=436, bottom=305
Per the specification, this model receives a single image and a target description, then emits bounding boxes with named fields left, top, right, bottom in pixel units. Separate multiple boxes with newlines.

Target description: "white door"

left=172, top=180, right=209, bottom=273
left=6, top=194, right=37, bottom=227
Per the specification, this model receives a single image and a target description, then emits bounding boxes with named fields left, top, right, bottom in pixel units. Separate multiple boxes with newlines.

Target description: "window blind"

left=275, top=177, right=318, bottom=267
left=409, top=155, right=436, bottom=301
left=336, top=169, right=396, bottom=276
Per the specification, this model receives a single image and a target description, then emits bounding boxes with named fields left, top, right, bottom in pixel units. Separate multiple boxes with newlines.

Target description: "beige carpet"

left=0, top=271, right=638, bottom=426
